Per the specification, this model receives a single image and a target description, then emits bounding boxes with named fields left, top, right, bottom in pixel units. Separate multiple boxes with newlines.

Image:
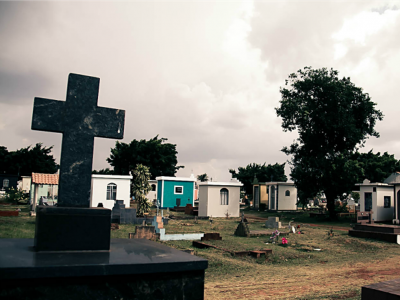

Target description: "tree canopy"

left=197, top=173, right=209, bottom=182
left=0, top=143, right=58, bottom=177
left=276, top=67, right=383, bottom=218
left=352, top=151, right=400, bottom=183
left=229, top=163, right=287, bottom=195
left=105, top=135, right=184, bottom=180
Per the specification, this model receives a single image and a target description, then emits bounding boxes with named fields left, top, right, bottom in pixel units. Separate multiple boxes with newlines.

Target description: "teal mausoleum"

left=156, top=175, right=196, bottom=208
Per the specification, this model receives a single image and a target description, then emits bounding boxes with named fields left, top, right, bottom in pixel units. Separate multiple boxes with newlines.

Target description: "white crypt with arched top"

left=198, top=179, right=243, bottom=218
left=90, top=174, right=132, bottom=210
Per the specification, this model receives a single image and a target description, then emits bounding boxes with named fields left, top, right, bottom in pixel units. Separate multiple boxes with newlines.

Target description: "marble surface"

left=0, top=238, right=208, bottom=280
left=31, top=73, right=125, bottom=207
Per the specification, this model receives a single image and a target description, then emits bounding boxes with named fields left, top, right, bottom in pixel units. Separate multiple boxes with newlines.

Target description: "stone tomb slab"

left=362, top=278, right=400, bottom=299
left=34, top=206, right=111, bottom=251
left=0, top=238, right=208, bottom=300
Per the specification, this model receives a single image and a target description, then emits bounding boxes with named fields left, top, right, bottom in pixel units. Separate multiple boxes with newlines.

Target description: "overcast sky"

left=1, top=0, right=400, bottom=182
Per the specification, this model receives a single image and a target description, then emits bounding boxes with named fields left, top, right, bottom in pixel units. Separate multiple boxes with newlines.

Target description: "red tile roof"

left=32, top=173, right=59, bottom=185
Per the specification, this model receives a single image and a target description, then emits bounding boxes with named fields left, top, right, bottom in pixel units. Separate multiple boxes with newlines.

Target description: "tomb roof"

left=32, top=173, right=59, bottom=185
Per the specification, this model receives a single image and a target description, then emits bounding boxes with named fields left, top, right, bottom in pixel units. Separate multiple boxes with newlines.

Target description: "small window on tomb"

left=3, top=179, right=9, bottom=188
left=174, top=186, right=183, bottom=194
left=373, top=187, right=376, bottom=192
left=151, top=184, right=156, bottom=192
left=107, top=183, right=117, bottom=200
left=285, top=190, right=290, bottom=197
left=384, top=196, right=391, bottom=208
left=220, top=188, right=229, bottom=205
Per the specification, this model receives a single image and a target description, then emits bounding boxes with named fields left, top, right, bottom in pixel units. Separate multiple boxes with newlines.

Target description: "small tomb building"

left=198, top=179, right=243, bottom=217
left=156, top=175, right=196, bottom=208
left=266, top=182, right=297, bottom=211
left=356, top=179, right=394, bottom=222
left=91, top=174, right=132, bottom=210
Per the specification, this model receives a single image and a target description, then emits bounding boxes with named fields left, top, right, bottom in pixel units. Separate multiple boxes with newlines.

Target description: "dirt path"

left=205, top=256, right=400, bottom=299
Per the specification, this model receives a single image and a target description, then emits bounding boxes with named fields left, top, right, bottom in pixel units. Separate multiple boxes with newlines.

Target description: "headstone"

left=0, top=73, right=208, bottom=300
left=111, top=200, right=126, bottom=223
left=120, top=208, right=137, bottom=224
left=265, top=217, right=282, bottom=229
left=32, top=74, right=125, bottom=251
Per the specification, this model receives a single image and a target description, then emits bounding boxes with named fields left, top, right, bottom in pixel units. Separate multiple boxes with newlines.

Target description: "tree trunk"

left=325, top=192, right=337, bottom=220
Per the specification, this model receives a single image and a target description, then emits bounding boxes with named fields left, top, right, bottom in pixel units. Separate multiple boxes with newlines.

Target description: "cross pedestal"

left=31, top=73, right=125, bottom=251
left=0, top=74, right=208, bottom=299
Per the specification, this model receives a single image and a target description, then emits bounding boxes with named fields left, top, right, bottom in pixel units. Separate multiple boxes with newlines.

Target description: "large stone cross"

left=32, top=73, right=125, bottom=207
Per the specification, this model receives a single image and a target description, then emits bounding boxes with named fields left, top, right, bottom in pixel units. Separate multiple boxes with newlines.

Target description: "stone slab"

left=0, top=238, right=208, bottom=280
left=349, top=229, right=400, bottom=244
left=34, top=206, right=112, bottom=251
left=0, top=239, right=207, bottom=300
left=353, top=224, right=400, bottom=234
left=362, top=278, right=400, bottom=300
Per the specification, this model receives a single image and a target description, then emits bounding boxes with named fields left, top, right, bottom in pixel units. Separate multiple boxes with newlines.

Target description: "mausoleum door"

left=254, top=186, right=259, bottom=209
left=364, top=192, right=372, bottom=212
left=270, top=186, right=276, bottom=210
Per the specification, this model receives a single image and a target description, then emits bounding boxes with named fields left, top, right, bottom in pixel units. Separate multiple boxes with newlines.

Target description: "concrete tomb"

left=0, top=73, right=207, bottom=299
left=265, top=217, right=282, bottom=229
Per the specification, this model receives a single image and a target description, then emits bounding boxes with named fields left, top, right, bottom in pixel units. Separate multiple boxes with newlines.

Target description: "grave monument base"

left=0, top=238, right=207, bottom=300
left=35, top=206, right=112, bottom=251
left=349, top=224, right=400, bottom=244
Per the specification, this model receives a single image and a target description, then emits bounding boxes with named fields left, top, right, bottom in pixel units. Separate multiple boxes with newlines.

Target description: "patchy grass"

left=2, top=207, right=400, bottom=299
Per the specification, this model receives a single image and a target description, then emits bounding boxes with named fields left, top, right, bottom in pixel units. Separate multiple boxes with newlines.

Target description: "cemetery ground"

left=1, top=205, right=400, bottom=299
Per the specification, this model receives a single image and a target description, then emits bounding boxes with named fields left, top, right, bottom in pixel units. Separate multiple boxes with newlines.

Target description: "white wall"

left=198, top=183, right=241, bottom=217
left=277, top=185, right=297, bottom=210
left=145, top=180, right=157, bottom=203
left=90, top=175, right=132, bottom=210
left=359, top=185, right=394, bottom=222
left=199, top=185, right=208, bottom=217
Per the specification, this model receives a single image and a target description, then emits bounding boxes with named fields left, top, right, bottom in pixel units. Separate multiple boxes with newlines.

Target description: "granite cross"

left=32, top=73, right=125, bottom=207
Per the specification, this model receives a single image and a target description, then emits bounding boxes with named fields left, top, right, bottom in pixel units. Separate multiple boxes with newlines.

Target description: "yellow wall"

left=260, top=185, right=268, bottom=204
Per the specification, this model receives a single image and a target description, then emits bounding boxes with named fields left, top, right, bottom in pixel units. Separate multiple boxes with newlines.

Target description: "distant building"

left=156, top=175, right=196, bottom=208
left=20, top=176, right=32, bottom=193
left=265, top=182, right=297, bottom=211
left=91, top=174, right=132, bottom=210
left=146, top=180, right=158, bottom=205
left=252, top=181, right=269, bottom=209
left=30, top=173, right=59, bottom=215
left=0, top=174, right=18, bottom=191
left=356, top=179, right=394, bottom=222
left=198, top=179, right=243, bottom=217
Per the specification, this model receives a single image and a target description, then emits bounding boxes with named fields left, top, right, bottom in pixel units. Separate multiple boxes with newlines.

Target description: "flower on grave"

left=298, top=231, right=301, bottom=234
left=281, top=237, right=288, bottom=245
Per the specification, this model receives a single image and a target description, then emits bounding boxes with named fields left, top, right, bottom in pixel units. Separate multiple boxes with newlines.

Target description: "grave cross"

left=32, top=73, right=125, bottom=207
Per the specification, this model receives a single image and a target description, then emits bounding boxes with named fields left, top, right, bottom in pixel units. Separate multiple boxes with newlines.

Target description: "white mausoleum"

left=91, top=174, right=132, bottom=210
left=198, top=180, right=243, bottom=218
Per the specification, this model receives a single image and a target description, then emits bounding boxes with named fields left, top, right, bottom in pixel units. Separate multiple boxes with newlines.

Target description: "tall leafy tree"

left=131, top=164, right=152, bottom=216
left=107, top=135, right=184, bottom=180
left=353, top=151, right=400, bottom=183
left=0, top=144, right=58, bottom=176
left=276, top=67, right=383, bottom=218
left=197, top=173, right=209, bottom=182
left=229, top=163, right=287, bottom=195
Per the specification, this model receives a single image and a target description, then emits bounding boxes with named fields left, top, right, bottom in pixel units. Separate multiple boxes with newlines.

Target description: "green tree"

left=92, top=168, right=114, bottom=174
left=0, top=144, right=58, bottom=176
left=132, top=164, right=152, bottom=216
left=106, top=136, right=184, bottom=180
left=276, top=67, right=383, bottom=218
left=229, top=163, right=287, bottom=195
left=352, top=150, right=400, bottom=183
left=197, top=173, right=209, bottom=182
